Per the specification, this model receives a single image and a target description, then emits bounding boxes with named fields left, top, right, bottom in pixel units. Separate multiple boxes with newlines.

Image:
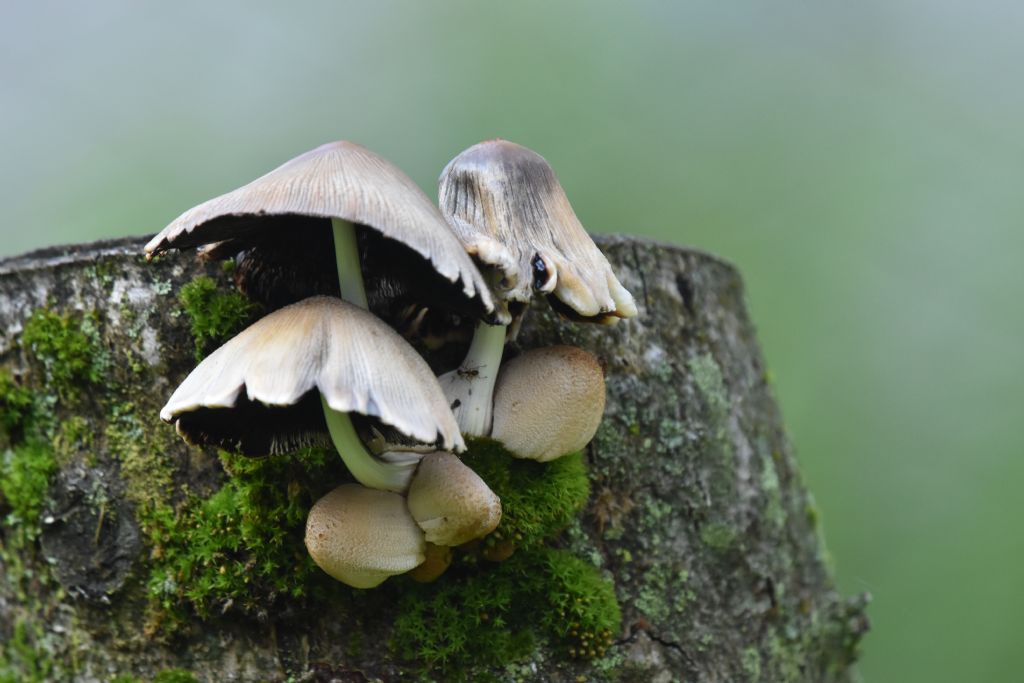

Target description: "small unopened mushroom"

left=305, top=483, right=425, bottom=589
left=161, top=296, right=461, bottom=492
left=436, top=140, right=636, bottom=436
left=406, top=452, right=501, bottom=546
left=490, top=346, right=606, bottom=462
left=407, top=542, right=453, bottom=583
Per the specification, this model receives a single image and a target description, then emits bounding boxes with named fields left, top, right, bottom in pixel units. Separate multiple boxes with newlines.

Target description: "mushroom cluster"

left=148, top=139, right=634, bottom=590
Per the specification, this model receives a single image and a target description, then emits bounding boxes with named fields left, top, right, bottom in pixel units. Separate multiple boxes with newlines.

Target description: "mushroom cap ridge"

left=438, top=139, right=637, bottom=323
left=162, top=296, right=464, bottom=455
left=146, top=141, right=496, bottom=319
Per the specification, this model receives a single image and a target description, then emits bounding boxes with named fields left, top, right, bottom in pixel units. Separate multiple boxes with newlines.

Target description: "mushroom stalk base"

left=331, top=218, right=368, bottom=309
left=438, top=321, right=507, bottom=437
left=320, top=395, right=416, bottom=493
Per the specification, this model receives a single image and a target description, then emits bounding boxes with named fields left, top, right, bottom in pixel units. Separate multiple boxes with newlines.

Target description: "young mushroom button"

left=436, top=139, right=636, bottom=437
left=406, top=452, right=502, bottom=546
left=490, top=346, right=606, bottom=462
left=145, top=140, right=499, bottom=320
left=160, top=296, right=462, bottom=493
left=305, top=484, right=426, bottom=589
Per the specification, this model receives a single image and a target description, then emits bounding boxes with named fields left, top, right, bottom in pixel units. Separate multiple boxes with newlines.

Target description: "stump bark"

left=0, top=235, right=868, bottom=682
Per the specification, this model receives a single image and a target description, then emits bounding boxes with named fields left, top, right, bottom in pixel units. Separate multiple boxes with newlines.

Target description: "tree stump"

left=0, top=235, right=868, bottom=682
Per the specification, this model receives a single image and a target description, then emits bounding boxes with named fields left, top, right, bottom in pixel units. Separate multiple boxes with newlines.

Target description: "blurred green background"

left=3, top=2, right=1022, bottom=680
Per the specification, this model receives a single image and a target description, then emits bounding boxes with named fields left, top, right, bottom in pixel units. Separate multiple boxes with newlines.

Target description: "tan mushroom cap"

left=145, top=140, right=496, bottom=318
left=305, top=484, right=426, bottom=588
left=490, top=346, right=606, bottom=462
left=438, top=139, right=637, bottom=323
left=406, top=452, right=502, bottom=546
left=161, top=296, right=464, bottom=455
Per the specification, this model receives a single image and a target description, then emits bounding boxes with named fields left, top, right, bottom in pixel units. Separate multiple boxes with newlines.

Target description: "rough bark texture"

left=0, top=235, right=868, bottom=682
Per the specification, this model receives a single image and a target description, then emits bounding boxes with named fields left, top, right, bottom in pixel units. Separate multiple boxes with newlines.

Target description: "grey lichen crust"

left=0, top=235, right=867, bottom=682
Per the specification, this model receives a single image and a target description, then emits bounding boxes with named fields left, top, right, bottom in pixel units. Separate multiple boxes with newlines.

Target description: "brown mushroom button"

left=305, top=484, right=426, bottom=589
left=490, top=346, right=606, bottom=462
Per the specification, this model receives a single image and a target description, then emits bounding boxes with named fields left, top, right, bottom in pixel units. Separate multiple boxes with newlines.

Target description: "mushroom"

left=161, top=296, right=461, bottom=492
left=436, top=140, right=636, bottom=436
left=406, top=452, right=501, bottom=546
left=305, top=483, right=425, bottom=588
left=407, top=542, right=453, bottom=583
left=145, top=141, right=499, bottom=321
left=489, top=346, right=606, bottom=462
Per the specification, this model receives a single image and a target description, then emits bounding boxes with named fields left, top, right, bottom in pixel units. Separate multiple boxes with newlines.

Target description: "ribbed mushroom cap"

left=145, top=141, right=497, bottom=320
left=438, top=140, right=637, bottom=323
left=490, top=346, right=606, bottom=462
left=406, top=452, right=502, bottom=546
left=161, top=296, right=464, bottom=455
left=305, top=484, right=426, bottom=589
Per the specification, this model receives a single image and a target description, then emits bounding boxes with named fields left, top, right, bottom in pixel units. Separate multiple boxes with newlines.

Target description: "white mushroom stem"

left=438, top=321, right=508, bottom=436
left=320, top=395, right=417, bottom=493
left=327, top=218, right=388, bottom=485
left=331, top=217, right=369, bottom=310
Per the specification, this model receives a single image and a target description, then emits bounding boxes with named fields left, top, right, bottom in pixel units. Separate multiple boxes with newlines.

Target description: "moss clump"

left=0, top=371, right=33, bottom=437
left=145, top=447, right=348, bottom=628
left=0, top=441, right=57, bottom=536
left=152, top=669, right=199, bottom=683
left=20, top=308, right=105, bottom=401
left=0, top=368, right=56, bottom=544
left=394, top=548, right=619, bottom=678
left=463, top=438, right=590, bottom=552
left=179, top=276, right=256, bottom=360
left=389, top=443, right=617, bottom=678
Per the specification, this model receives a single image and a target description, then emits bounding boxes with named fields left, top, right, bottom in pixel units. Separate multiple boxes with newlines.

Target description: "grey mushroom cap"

left=438, top=139, right=637, bottom=323
left=161, top=296, right=464, bottom=455
left=305, top=483, right=426, bottom=589
left=145, top=140, right=499, bottom=321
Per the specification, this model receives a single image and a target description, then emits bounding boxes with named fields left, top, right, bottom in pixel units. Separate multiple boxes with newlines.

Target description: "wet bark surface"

left=0, top=235, right=868, bottom=682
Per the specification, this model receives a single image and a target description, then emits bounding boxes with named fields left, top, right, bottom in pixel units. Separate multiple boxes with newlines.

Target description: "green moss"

left=105, top=402, right=176, bottom=515
left=20, top=308, right=106, bottom=401
left=0, top=440, right=57, bottom=535
left=463, top=438, right=590, bottom=551
left=145, top=446, right=349, bottom=628
left=388, top=443, right=614, bottom=678
left=394, top=548, right=619, bottom=678
left=0, top=370, right=33, bottom=437
left=152, top=669, right=199, bottom=683
left=635, top=564, right=691, bottom=623
left=179, top=276, right=255, bottom=360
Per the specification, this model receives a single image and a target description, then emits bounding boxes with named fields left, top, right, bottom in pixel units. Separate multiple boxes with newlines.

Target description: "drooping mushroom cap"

left=160, top=296, right=464, bottom=455
left=145, top=141, right=498, bottom=321
left=305, top=483, right=426, bottom=588
left=438, top=140, right=637, bottom=323
left=406, top=452, right=502, bottom=546
left=490, top=346, right=606, bottom=462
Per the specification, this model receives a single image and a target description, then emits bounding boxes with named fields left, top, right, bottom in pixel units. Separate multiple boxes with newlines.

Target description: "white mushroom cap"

left=490, top=346, right=606, bottom=462
left=305, top=484, right=426, bottom=588
left=406, top=452, right=502, bottom=546
left=161, top=296, right=464, bottom=455
left=145, top=141, right=497, bottom=320
left=438, top=140, right=637, bottom=323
